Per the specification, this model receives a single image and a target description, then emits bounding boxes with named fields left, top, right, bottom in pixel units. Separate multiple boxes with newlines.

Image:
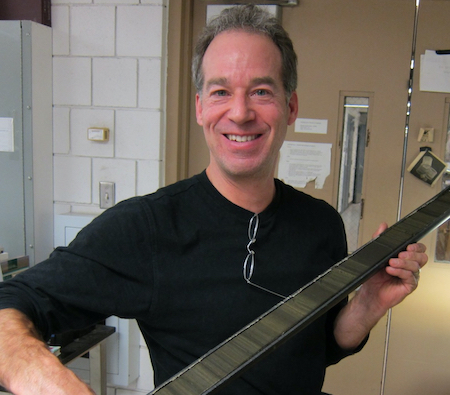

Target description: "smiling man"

left=196, top=31, right=297, bottom=207
left=0, top=5, right=427, bottom=395
left=196, top=29, right=298, bottom=213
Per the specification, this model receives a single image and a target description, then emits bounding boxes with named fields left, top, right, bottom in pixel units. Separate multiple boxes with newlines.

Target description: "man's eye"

left=213, top=90, right=227, bottom=97
left=254, top=89, right=269, bottom=96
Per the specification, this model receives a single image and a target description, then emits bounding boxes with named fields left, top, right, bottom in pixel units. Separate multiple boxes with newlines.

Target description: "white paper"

left=294, top=118, right=328, bottom=134
left=278, top=141, right=331, bottom=189
left=420, top=50, right=450, bottom=93
left=0, top=117, right=14, bottom=152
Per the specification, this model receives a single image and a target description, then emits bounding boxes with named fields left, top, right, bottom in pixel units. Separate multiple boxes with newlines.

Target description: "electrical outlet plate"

left=99, top=182, right=115, bottom=209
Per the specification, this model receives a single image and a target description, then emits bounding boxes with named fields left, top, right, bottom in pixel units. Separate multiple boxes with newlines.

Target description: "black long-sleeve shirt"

left=0, top=171, right=359, bottom=394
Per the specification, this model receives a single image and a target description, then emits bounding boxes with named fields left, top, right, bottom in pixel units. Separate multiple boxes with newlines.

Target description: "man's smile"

left=225, top=134, right=261, bottom=142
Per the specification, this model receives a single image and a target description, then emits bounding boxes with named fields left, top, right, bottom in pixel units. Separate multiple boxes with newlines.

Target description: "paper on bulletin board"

left=278, top=141, right=331, bottom=189
left=0, top=117, right=14, bottom=152
left=420, top=50, right=450, bottom=93
left=294, top=118, right=328, bottom=134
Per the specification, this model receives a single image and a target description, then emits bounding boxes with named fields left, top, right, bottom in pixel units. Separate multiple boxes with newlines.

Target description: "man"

left=0, top=5, right=427, bottom=395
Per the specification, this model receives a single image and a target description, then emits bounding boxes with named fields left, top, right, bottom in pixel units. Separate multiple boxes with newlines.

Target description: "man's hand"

left=333, top=222, right=428, bottom=350
left=0, top=309, right=95, bottom=395
left=359, top=222, right=427, bottom=315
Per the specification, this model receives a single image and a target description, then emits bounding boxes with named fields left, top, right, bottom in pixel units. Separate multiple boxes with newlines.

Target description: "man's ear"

left=287, top=91, right=298, bottom=126
left=195, top=93, right=203, bottom=126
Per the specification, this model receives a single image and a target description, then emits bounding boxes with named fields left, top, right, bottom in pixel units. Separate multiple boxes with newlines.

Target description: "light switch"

left=100, top=182, right=115, bottom=209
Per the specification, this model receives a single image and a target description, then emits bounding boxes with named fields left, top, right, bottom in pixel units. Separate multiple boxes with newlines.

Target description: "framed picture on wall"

left=408, top=149, right=447, bottom=187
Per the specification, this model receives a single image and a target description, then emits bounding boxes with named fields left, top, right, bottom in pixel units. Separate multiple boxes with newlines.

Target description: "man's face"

left=196, top=30, right=298, bottom=181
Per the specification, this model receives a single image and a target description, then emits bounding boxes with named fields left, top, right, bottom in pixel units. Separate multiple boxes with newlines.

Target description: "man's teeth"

left=226, top=134, right=258, bottom=142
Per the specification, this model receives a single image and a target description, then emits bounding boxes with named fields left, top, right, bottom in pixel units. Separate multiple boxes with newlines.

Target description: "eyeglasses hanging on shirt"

left=243, top=213, right=287, bottom=299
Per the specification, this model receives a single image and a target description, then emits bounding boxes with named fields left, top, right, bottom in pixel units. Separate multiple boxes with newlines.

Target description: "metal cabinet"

left=0, top=21, right=53, bottom=266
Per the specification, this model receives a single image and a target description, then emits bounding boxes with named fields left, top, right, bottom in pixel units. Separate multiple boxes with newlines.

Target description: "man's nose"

left=227, top=94, right=255, bottom=124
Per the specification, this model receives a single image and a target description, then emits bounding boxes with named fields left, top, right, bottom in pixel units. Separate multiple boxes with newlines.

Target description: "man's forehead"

left=202, top=31, right=283, bottom=81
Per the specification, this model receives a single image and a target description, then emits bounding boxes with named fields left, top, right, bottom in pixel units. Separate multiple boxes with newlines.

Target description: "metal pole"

left=379, top=1, right=421, bottom=393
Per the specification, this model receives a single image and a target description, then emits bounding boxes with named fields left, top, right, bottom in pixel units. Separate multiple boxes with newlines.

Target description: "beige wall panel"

left=381, top=2, right=450, bottom=394
left=323, top=315, right=388, bottom=395
left=401, top=2, right=450, bottom=216
left=324, top=1, right=450, bottom=394
left=282, top=0, right=415, bottom=245
left=282, top=1, right=450, bottom=394
left=384, top=263, right=450, bottom=395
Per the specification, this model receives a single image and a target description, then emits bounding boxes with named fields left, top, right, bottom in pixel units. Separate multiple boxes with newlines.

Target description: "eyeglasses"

left=242, top=214, right=286, bottom=299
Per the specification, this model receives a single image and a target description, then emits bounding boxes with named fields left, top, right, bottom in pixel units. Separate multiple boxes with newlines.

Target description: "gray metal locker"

left=0, top=20, right=53, bottom=266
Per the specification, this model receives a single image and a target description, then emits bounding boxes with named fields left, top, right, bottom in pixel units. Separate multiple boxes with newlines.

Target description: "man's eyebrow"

left=205, top=78, right=228, bottom=90
left=251, top=77, right=276, bottom=86
left=205, top=76, right=277, bottom=90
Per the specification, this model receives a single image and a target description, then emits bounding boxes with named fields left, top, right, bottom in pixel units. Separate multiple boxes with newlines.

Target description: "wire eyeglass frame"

left=242, top=213, right=286, bottom=299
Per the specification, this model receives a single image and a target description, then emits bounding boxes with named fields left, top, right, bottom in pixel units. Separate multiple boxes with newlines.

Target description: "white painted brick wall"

left=54, top=156, right=92, bottom=203
left=93, top=58, right=138, bottom=107
left=53, top=57, right=92, bottom=105
left=115, top=110, right=161, bottom=160
left=53, top=107, right=70, bottom=153
left=52, top=1, right=164, bottom=213
left=51, top=0, right=167, bottom=392
left=71, top=108, right=115, bottom=157
left=71, top=6, right=116, bottom=56
left=116, top=6, right=163, bottom=57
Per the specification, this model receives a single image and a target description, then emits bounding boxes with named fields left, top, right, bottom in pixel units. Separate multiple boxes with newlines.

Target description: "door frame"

left=165, top=0, right=195, bottom=186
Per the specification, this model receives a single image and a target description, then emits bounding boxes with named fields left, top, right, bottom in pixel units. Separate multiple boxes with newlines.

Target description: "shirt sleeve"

left=0, top=197, right=155, bottom=340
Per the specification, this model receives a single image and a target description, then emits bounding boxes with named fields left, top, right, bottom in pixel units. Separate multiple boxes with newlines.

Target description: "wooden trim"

left=164, top=0, right=195, bottom=186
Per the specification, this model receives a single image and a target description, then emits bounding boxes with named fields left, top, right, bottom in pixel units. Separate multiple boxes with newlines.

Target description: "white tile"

left=70, top=205, right=103, bottom=215
left=92, top=158, right=136, bottom=204
left=53, top=107, right=70, bottom=154
left=53, top=203, right=71, bottom=216
left=54, top=156, right=92, bottom=203
left=136, top=346, right=154, bottom=391
left=71, top=6, right=115, bottom=56
left=137, top=160, right=160, bottom=196
left=71, top=108, right=114, bottom=157
left=116, top=5, right=163, bottom=57
left=93, top=58, right=137, bottom=107
left=138, top=58, right=162, bottom=109
left=115, top=110, right=161, bottom=160
left=139, top=332, right=146, bottom=346
left=53, top=57, right=92, bottom=106
left=52, top=5, right=69, bottom=55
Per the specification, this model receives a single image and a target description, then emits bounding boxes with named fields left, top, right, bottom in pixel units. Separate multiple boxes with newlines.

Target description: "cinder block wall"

left=51, top=0, right=167, bottom=393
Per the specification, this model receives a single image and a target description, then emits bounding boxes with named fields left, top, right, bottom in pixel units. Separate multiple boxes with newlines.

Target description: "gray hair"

left=192, top=5, right=297, bottom=98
